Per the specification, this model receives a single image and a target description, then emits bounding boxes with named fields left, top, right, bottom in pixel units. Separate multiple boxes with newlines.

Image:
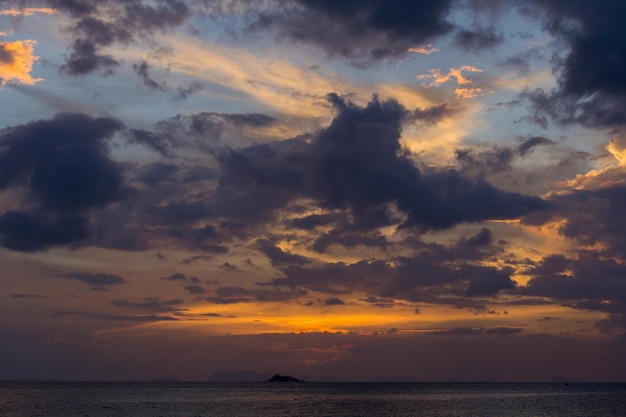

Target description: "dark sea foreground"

left=1, top=381, right=625, bottom=417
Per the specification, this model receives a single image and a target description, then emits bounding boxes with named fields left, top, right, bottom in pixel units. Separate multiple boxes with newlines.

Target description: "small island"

left=266, top=374, right=304, bottom=382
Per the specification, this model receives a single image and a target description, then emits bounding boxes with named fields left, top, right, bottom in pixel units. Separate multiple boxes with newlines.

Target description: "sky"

left=1, top=0, right=626, bottom=382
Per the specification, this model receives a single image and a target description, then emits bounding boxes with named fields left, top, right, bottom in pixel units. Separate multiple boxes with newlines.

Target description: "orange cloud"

left=417, top=65, right=484, bottom=98
left=0, top=7, right=56, bottom=16
left=409, top=44, right=439, bottom=55
left=563, top=134, right=626, bottom=191
left=0, top=39, right=43, bottom=87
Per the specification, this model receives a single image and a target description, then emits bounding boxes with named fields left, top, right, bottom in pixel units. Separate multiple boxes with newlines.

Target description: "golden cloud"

left=0, top=7, right=56, bottom=16
left=0, top=39, right=43, bottom=87
left=417, top=65, right=485, bottom=98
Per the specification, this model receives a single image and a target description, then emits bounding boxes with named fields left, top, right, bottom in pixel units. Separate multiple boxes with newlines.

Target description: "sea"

left=1, top=381, right=625, bottom=417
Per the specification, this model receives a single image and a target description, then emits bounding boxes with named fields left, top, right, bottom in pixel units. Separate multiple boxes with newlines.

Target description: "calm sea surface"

left=0, top=381, right=624, bottom=417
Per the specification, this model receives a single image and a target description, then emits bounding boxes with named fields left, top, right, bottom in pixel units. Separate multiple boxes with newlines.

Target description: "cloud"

left=0, top=113, right=127, bottom=251
left=215, top=94, right=547, bottom=236
left=55, top=0, right=189, bottom=75
left=0, top=211, right=89, bottom=252
left=431, top=327, right=522, bottom=336
left=456, top=147, right=515, bottom=177
left=324, top=297, right=346, bottom=306
left=127, top=111, right=276, bottom=158
left=359, top=296, right=396, bottom=308
left=269, top=228, right=515, bottom=310
left=465, top=268, right=516, bottom=297
left=53, top=310, right=179, bottom=322
left=0, top=7, right=57, bottom=16
left=417, top=65, right=484, bottom=98
left=408, top=44, right=439, bottom=55
left=521, top=1, right=626, bottom=127
left=0, top=113, right=125, bottom=206
left=63, top=271, right=126, bottom=288
left=251, top=0, right=454, bottom=66
left=417, top=65, right=482, bottom=86
left=517, top=135, right=557, bottom=156
left=173, top=81, right=204, bottom=101
left=519, top=180, right=626, bottom=335
left=256, top=239, right=311, bottom=267
left=10, top=293, right=50, bottom=299
left=133, top=60, right=167, bottom=91
left=110, top=297, right=186, bottom=313
left=454, top=26, right=503, bottom=51
left=161, top=272, right=188, bottom=282
left=204, top=286, right=308, bottom=304
left=183, top=285, right=208, bottom=295
left=181, top=255, right=213, bottom=265
left=0, top=40, right=43, bottom=86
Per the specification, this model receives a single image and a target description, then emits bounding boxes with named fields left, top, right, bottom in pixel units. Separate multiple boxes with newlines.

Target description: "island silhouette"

left=266, top=374, right=304, bottom=382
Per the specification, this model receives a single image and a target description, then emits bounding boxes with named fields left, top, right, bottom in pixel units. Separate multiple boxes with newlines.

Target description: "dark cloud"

left=181, top=255, right=213, bottom=265
left=0, top=113, right=127, bottom=251
left=0, top=211, right=89, bottom=252
left=50, top=0, right=97, bottom=17
left=184, top=285, right=208, bottom=295
left=173, top=82, right=205, bottom=101
left=523, top=252, right=626, bottom=309
left=522, top=0, right=626, bottom=127
left=53, top=310, right=179, bottom=322
left=287, top=213, right=348, bottom=230
left=128, top=111, right=276, bottom=158
left=431, top=327, right=483, bottom=336
left=216, top=94, right=547, bottom=237
left=0, top=113, right=124, bottom=194
left=455, top=147, right=515, bottom=177
left=407, top=103, right=457, bottom=125
left=521, top=239, right=626, bottom=333
left=161, top=272, right=187, bottom=281
left=29, top=144, right=125, bottom=211
left=126, top=128, right=178, bottom=158
left=135, top=162, right=180, bottom=187
left=253, top=0, right=454, bottom=65
left=484, top=327, right=523, bottom=335
left=10, top=293, right=50, bottom=299
left=324, top=297, right=346, bottom=306
left=204, top=286, right=307, bottom=304
left=144, top=201, right=212, bottom=225
left=110, top=297, right=186, bottom=313
left=311, top=229, right=388, bottom=253
left=219, top=262, right=242, bottom=273
left=432, top=327, right=522, bottom=336
left=517, top=135, right=556, bottom=156
left=465, top=267, right=516, bottom=297
left=359, top=296, right=396, bottom=308
left=133, top=60, right=167, bottom=91
left=454, top=26, right=503, bottom=50
left=54, top=0, right=189, bottom=75
left=546, top=185, right=626, bottom=259
left=61, top=39, right=120, bottom=76
left=63, top=271, right=126, bottom=287
left=271, top=228, right=513, bottom=309
left=256, top=239, right=311, bottom=267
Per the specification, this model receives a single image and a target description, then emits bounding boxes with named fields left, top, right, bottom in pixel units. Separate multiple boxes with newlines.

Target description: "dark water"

left=1, top=381, right=625, bottom=417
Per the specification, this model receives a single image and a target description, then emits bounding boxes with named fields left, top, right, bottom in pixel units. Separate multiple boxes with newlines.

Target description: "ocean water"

left=0, top=381, right=625, bottom=417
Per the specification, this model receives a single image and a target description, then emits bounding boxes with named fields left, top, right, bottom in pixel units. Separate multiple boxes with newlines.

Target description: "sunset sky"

left=1, top=0, right=626, bottom=382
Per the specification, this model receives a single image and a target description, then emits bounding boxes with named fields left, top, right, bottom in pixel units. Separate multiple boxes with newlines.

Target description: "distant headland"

left=266, top=374, right=304, bottom=382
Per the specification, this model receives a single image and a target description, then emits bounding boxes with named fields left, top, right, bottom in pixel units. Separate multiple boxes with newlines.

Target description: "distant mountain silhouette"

left=266, top=374, right=304, bottom=382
